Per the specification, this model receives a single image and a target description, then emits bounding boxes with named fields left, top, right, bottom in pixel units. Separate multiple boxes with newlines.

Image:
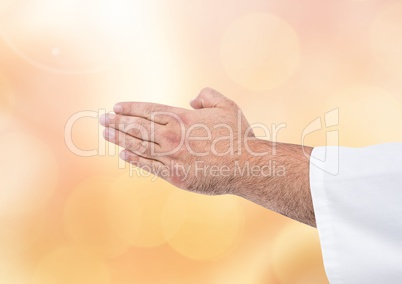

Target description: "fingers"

left=103, top=127, right=166, bottom=163
left=190, top=87, right=236, bottom=109
left=120, top=149, right=169, bottom=178
left=113, top=102, right=184, bottom=124
left=100, top=113, right=161, bottom=144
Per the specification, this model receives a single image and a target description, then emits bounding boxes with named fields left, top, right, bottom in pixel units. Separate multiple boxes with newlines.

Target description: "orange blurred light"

left=220, top=13, right=300, bottom=91
left=0, top=132, right=58, bottom=215
left=33, top=246, right=111, bottom=284
left=161, top=190, right=244, bottom=261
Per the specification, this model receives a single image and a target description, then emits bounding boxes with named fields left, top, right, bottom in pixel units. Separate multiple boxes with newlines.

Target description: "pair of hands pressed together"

left=100, top=88, right=316, bottom=227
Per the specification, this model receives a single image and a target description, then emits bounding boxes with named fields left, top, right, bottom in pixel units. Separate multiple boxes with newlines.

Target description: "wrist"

left=231, top=139, right=276, bottom=199
left=233, top=140, right=316, bottom=226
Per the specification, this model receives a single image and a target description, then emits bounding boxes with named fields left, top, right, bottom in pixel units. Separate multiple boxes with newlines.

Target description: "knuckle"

left=179, top=111, right=191, bottom=126
left=200, top=87, right=214, bottom=96
left=130, top=118, right=145, bottom=131
left=162, top=128, right=179, bottom=146
left=140, top=140, right=149, bottom=152
left=123, top=135, right=133, bottom=149
left=227, top=99, right=237, bottom=108
left=133, top=140, right=148, bottom=155
left=129, top=122, right=149, bottom=138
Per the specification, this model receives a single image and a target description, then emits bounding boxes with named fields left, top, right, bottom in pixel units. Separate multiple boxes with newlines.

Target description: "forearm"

left=102, top=88, right=316, bottom=227
left=233, top=140, right=316, bottom=227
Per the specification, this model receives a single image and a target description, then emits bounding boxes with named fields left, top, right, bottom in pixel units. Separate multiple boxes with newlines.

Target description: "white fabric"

left=310, top=143, right=402, bottom=284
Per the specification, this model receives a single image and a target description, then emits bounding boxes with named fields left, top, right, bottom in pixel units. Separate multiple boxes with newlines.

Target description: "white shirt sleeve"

left=309, top=143, right=402, bottom=284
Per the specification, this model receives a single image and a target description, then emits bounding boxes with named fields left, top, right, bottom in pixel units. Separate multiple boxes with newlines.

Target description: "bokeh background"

left=1, top=0, right=402, bottom=283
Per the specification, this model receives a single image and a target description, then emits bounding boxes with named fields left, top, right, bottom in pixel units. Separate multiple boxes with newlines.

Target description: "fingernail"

left=114, top=105, right=123, bottom=113
left=108, top=113, right=116, bottom=119
left=106, top=128, right=115, bottom=139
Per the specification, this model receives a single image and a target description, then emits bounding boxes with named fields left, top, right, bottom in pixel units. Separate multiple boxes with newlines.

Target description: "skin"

left=100, top=87, right=316, bottom=227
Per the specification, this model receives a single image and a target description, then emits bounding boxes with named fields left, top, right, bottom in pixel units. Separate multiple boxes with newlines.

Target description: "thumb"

left=190, top=87, right=235, bottom=109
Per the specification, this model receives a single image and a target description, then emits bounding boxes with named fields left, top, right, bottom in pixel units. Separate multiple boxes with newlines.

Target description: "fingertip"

left=190, top=98, right=203, bottom=109
left=189, top=99, right=198, bottom=109
left=119, top=150, right=127, bottom=160
left=114, top=104, right=123, bottom=114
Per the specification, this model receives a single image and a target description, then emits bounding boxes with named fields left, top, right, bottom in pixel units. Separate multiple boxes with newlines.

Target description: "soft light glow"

left=0, top=133, right=58, bottom=215
left=90, top=0, right=153, bottom=38
left=0, top=207, right=46, bottom=254
left=327, top=85, right=402, bottom=147
left=33, top=247, right=111, bottom=284
left=0, top=0, right=15, bottom=15
left=109, top=174, right=176, bottom=248
left=220, top=13, right=300, bottom=91
left=0, top=0, right=394, bottom=281
left=0, top=0, right=157, bottom=73
left=82, top=0, right=158, bottom=63
left=0, top=0, right=105, bottom=74
left=0, top=71, right=14, bottom=131
left=371, top=2, right=402, bottom=78
left=63, top=176, right=132, bottom=257
left=161, top=189, right=244, bottom=261
left=271, top=222, right=328, bottom=284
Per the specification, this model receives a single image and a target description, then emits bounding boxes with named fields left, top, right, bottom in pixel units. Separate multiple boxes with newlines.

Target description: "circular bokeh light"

left=109, top=174, right=176, bottom=248
left=0, top=0, right=157, bottom=73
left=0, top=207, right=46, bottom=254
left=221, top=13, right=300, bottom=91
left=271, top=222, right=328, bottom=284
left=33, top=246, right=111, bottom=284
left=161, top=190, right=244, bottom=261
left=327, top=85, right=402, bottom=147
left=0, top=133, right=58, bottom=215
left=63, top=176, right=131, bottom=257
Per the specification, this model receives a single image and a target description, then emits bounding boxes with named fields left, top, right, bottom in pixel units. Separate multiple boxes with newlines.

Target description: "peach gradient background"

left=1, top=0, right=402, bottom=283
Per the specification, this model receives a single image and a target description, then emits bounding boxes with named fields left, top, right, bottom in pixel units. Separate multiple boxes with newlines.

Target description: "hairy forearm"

left=102, top=88, right=316, bottom=227
left=233, top=140, right=316, bottom=227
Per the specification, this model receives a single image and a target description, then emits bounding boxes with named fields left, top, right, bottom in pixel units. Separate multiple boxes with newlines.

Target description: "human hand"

left=100, top=87, right=315, bottom=226
left=99, top=87, right=266, bottom=196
